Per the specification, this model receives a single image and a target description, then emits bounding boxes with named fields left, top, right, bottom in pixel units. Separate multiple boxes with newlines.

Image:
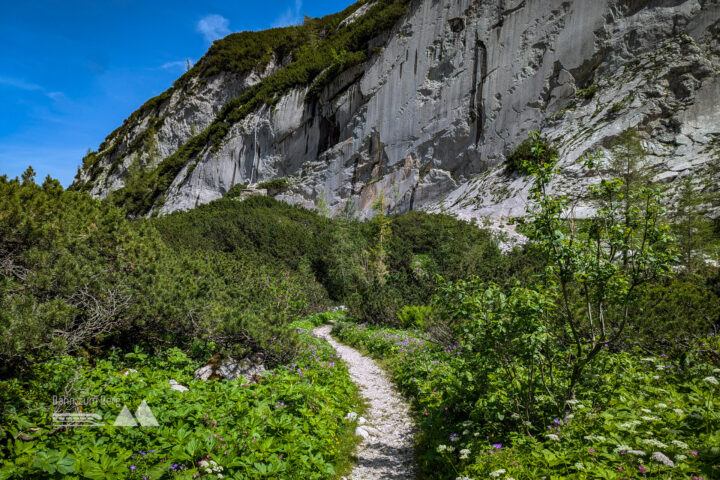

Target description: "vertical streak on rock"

left=352, top=158, right=359, bottom=195
left=239, top=145, right=246, bottom=182
left=470, top=39, right=488, bottom=145
left=230, top=152, right=237, bottom=187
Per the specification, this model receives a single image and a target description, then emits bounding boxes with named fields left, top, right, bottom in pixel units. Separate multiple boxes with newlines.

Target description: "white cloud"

left=196, top=14, right=231, bottom=43
left=272, top=0, right=303, bottom=28
left=0, top=76, right=63, bottom=101
left=0, top=76, right=43, bottom=91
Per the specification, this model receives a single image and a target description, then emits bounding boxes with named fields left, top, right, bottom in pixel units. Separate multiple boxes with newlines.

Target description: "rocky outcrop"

left=77, top=0, right=720, bottom=223
left=194, top=355, right=266, bottom=382
left=75, top=61, right=280, bottom=198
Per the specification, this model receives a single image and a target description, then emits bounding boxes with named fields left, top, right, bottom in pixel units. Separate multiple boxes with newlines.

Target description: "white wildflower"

left=614, top=445, right=633, bottom=453
left=642, top=439, right=668, bottom=449
left=641, top=408, right=652, bottom=414
left=650, top=451, right=675, bottom=467
left=656, top=365, right=666, bottom=371
left=671, top=440, right=689, bottom=449
left=522, top=421, right=532, bottom=427
left=199, top=461, right=209, bottom=468
left=474, top=432, right=480, bottom=437
left=456, top=477, right=473, bottom=480
left=505, top=477, right=516, bottom=480
left=574, top=462, right=585, bottom=470
left=437, top=445, right=448, bottom=452
left=345, top=412, right=358, bottom=421
left=583, top=435, right=606, bottom=442
left=461, top=420, right=473, bottom=427
left=566, top=399, right=579, bottom=406
left=459, top=448, right=471, bottom=460
left=676, top=454, right=687, bottom=462
left=653, top=375, right=660, bottom=380
left=619, top=420, right=641, bottom=429
left=673, top=408, right=684, bottom=415
left=641, top=357, right=656, bottom=362
left=703, top=376, right=719, bottom=386
left=576, top=403, right=586, bottom=410
left=217, top=475, right=223, bottom=479
left=447, top=446, right=455, bottom=453
left=463, top=429, right=470, bottom=435
left=489, top=469, right=506, bottom=478
left=656, top=403, right=667, bottom=409
left=511, top=413, right=521, bottom=419
left=628, top=450, right=646, bottom=456
left=641, top=415, right=661, bottom=422
left=545, top=434, right=560, bottom=442
left=205, top=469, right=213, bottom=474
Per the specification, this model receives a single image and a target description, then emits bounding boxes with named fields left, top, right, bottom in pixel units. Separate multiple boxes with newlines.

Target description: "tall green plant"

left=519, top=144, right=677, bottom=403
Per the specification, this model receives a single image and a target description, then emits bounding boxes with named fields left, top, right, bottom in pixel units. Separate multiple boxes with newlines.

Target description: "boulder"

left=169, top=379, right=189, bottom=392
left=194, top=354, right=266, bottom=382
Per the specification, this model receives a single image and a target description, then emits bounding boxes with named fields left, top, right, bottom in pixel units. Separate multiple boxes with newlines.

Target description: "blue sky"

left=0, top=0, right=354, bottom=186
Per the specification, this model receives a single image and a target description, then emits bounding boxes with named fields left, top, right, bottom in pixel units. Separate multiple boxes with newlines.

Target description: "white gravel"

left=313, top=325, right=417, bottom=480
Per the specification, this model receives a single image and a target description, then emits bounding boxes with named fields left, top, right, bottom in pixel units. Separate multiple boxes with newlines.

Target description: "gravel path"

left=313, top=325, right=416, bottom=480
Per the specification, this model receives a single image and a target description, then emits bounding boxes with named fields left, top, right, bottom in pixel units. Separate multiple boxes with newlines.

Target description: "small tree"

left=519, top=146, right=677, bottom=402
left=436, top=144, right=678, bottom=431
left=672, top=177, right=715, bottom=273
left=21, top=166, right=36, bottom=185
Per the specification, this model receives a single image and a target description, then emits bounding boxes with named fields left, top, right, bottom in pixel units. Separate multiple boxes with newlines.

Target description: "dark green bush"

left=224, top=183, right=248, bottom=198
left=257, top=178, right=289, bottom=195
left=576, top=82, right=598, bottom=100
left=505, top=132, right=559, bottom=174
left=0, top=175, right=329, bottom=376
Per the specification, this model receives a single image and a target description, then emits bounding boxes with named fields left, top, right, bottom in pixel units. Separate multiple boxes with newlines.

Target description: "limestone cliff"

left=74, top=0, right=720, bottom=223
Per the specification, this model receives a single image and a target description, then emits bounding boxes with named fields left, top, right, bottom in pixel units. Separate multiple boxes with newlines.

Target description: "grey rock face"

left=76, top=61, right=280, bottom=199
left=81, top=0, right=720, bottom=223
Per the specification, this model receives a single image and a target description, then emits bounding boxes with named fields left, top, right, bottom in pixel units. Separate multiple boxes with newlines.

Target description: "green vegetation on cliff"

left=82, top=0, right=411, bottom=217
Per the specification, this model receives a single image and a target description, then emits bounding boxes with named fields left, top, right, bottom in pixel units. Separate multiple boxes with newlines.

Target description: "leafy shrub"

left=397, top=305, right=432, bottom=329
left=633, top=276, right=720, bottom=359
left=257, top=178, right=289, bottom=195
left=0, top=172, right=161, bottom=375
left=0, top=175, right=329, bottom=376
left=576, top=83, right=598, bottom=100
left=224, top=183, right=248, bottom=198
left=505, top=132, right=559, bottom=174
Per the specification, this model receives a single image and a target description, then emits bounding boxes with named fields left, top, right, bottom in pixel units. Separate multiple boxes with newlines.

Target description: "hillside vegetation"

left=0, top=167, right=512, bottom=479
left=78, top=0, right=412, bottom=218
